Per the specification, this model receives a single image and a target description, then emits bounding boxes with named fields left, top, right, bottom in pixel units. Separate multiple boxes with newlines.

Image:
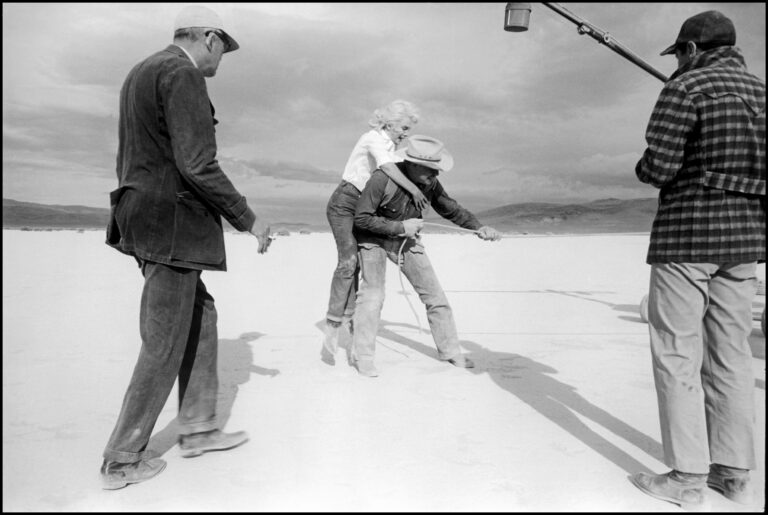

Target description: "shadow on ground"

left=443, top=288, right=648, bottom=324
left=374, top=319, right=664, bottom=476
left=146, top=331, right=279, bottom=457
left=545, top=291, right=765, bottom=389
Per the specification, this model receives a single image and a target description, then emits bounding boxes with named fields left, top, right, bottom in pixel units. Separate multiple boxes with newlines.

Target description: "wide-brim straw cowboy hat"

left=395, top=135, right=454, bottom=172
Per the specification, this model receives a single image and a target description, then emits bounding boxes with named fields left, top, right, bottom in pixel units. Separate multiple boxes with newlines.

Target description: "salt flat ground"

left=2, top=229, right=765, bottom=512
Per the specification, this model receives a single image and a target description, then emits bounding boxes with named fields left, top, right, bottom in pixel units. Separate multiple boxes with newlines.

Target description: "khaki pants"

left=648, top=262, right=757, bottom=474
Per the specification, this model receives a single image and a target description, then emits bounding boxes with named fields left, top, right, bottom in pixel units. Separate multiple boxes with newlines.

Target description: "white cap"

left=174, top=5, right=239, bottom=53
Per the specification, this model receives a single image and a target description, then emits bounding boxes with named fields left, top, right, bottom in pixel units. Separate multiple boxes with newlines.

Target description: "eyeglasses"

left=205, top=29, right=225, bottom=44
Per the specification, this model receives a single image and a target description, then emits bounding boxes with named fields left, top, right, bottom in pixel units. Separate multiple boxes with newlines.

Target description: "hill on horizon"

left=3, top=197, right=657, bottom=234
left=472, top=197, right=657, bottom=234
left=1, top=198, right=326, bottom=233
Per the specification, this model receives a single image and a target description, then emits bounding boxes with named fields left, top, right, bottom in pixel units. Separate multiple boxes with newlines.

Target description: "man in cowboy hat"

left=629, top=9, right=764, bottom=511
left=350, top=135, right=501, bottom=377
left=101, top=5, right=272, bottom=489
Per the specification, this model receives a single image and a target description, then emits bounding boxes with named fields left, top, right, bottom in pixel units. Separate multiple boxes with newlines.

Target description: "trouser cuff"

left=178, top=419, right=218, bottom=436
left=103, top=448, right=147, bottom=464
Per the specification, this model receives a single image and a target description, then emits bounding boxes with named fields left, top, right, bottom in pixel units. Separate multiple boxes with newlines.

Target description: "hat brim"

left=660, top=42, right=677, bottom=56
left=395, top=148, right=454, bottom=173
left=219, top=31, right=239, bottom=53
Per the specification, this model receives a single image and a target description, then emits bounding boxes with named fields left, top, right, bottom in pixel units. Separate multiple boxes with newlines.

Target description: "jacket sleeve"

left=162, top=64, right=257, bottom=232
left=354, top=172, right=404, bottom=236
left=431, top=181, right=482, bottom=231
left=635, top=80, right=697, bottom=188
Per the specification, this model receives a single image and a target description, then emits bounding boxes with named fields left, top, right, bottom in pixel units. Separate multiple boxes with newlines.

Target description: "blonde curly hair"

left=368, top=100, right=420, bottom=130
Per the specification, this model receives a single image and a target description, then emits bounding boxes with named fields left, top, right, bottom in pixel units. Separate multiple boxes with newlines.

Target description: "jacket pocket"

left=171, top=192, right=224, bottom=264
left=106, top=186, right=127, bottom=245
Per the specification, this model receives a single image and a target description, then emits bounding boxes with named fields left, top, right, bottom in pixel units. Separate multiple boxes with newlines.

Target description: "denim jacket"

left=106, top=45, right=256, bottom=271
left=354, top=164, right=482, bottom=254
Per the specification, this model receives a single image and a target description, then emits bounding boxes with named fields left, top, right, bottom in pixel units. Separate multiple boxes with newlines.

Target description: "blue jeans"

left=326, top=181, right=361, bottom=322
left=103, top=261, right=219, bottom=463
left=648, top=262, right=757, bottom=473
left=353, top=242, right=462, bottom=362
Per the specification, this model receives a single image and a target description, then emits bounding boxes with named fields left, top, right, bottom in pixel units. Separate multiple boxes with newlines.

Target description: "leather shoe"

left=630, top=470, right=707, bottom=511
left=447, top=355, right=475, bottom=368
left=179, top=429, right=249, bottom=458
left=707, top=464, right=753, bottom=505
left=100, top=457, right=166, bottom=490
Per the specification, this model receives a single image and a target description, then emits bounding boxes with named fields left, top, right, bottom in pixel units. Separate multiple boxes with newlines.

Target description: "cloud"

left=3, top=105, right=117, bottom=176
left=2, top=2, right=765, bottom=212
left=220, top=156, right=338, bottom=185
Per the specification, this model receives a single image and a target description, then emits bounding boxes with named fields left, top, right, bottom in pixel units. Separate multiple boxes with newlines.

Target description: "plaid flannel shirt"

left=636, top=46, right=765, bottom=264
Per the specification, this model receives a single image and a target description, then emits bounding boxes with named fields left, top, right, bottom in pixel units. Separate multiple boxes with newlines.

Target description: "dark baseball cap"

left=660, top=10, right=736, bottom=56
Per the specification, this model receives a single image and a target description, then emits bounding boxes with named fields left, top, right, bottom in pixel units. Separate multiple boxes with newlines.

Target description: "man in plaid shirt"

left=629, top=10, right=765, bottom=511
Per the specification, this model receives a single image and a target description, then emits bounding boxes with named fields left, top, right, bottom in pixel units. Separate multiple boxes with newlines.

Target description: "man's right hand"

left=476, top=225, right=501, bottom=241
left=250, top=219, right=272, bottom=254
left=400, top=218, right=423, bottom=238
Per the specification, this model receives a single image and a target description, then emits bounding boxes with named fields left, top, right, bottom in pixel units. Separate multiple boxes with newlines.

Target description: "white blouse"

left=341, top=129, right=403, bottom=192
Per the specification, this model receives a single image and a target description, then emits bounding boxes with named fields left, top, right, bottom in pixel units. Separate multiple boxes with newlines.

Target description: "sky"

left=2, top=2, right=766, bottom=221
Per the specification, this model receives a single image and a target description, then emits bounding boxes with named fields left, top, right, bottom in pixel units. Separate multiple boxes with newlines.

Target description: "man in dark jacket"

left=350, top=135, right=501, bottom=377
left=101, top=5, right=272, bottom=489
left=629, top=11, right=765, bottom=510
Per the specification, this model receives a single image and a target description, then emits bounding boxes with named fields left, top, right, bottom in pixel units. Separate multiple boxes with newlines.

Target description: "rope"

left=422, top=221, right=512, bottom=238
left=422, top=221, right=480, bottom=234
left=394, top=222, right=504, bottom=338
left=376, top=338, right=411, bottom=357
left=397, top=237, right=426, bottom=334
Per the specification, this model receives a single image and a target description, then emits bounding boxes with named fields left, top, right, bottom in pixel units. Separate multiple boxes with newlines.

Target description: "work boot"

left=629, top=470, right=708, bottom=511
left=707, top=464, right=753, bottom=505
left=355, top=360, right=379, bottom=377
left=447, top=355, right=475, bottom=368
left=321, top=320, right=341, bottom=365
left=179, top=429, right=249, bottom=458
left=100, top=457, right=166, bottom=490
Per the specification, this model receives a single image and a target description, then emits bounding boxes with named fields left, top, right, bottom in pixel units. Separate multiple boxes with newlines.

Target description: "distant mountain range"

left=3, top=199, right=112, bottom=229
left=472, top=197, right=658, bottom=234
left=3, top=197, right=658, bottom=234
left=1, top=198, right=324, bottom=233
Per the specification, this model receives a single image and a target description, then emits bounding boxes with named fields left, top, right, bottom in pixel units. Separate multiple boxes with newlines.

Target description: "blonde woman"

left=322, top=100, right=428, bottom=364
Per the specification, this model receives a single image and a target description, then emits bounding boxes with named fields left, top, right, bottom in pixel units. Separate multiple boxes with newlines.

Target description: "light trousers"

left=648, top=262, right=757, bottom=474
left=353, top=243, right=462, bottom=362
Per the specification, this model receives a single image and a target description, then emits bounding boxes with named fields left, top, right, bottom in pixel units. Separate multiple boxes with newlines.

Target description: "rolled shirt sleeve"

left=431, top=181, right=483, bottom=231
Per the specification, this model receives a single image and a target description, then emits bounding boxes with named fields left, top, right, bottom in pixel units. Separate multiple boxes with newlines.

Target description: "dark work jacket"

left=354, top=164, right=482, bottom=254
left=106, top=45, right=256, bottom=271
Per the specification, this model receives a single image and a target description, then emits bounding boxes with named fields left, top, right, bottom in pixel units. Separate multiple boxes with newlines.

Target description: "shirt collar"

left=174, top=44, right=198, bottom=69
left=376, top=128, right=395, bottom=147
